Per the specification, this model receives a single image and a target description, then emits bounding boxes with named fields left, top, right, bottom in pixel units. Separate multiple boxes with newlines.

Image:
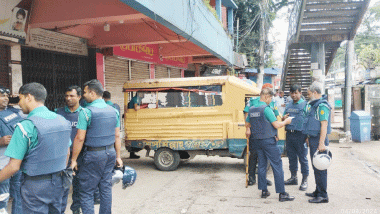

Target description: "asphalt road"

left=75, top=143, right=380, bottom=214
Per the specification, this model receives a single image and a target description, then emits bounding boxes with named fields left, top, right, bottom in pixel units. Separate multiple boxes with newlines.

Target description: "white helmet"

left=313, top=148, right=332, bottom=170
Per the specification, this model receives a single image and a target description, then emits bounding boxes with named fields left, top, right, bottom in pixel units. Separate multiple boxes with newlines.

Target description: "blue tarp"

left=245, top=68, right=280, bottom=75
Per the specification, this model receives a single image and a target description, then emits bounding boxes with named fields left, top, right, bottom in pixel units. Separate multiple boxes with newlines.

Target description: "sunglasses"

left=0, top=88, right=10, bottom=94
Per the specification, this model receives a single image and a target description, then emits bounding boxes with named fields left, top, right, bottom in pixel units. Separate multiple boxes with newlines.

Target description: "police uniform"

left=56, top=106, right=83, bottom=213
left=106, top=100, right=120, bottom=114
left=77, top=99, right=119, bottom=214
left=5, top=106, right=71, bottom=213
left=303, top=97, right=331, bottom=199
left=284, top=99, right=309, bottom=184
left=246, top=101, right=285, bottom=193
left=0, top=106, right=23, bottom=213
left=244, top=97, right=278, bottom=184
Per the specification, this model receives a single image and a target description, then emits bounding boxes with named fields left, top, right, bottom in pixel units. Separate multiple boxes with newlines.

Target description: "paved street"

left=74, top=140, right=380, bottom=214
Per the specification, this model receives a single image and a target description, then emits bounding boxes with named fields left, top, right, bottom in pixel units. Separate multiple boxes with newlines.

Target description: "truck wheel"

left=154, top=148, right=180, bottom=171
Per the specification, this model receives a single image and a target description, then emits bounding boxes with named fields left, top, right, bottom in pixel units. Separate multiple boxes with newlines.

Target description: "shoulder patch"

left=320, top=110, right=325, bottom=115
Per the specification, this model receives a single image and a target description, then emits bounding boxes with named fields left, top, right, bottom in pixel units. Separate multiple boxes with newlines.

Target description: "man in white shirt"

left=274, top=90, right=286, bottom=116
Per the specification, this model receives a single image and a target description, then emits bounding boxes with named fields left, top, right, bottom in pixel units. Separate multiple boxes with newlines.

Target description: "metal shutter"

left=104, top=56, right=129, bottom=115
left=131, top=61, right=150, bottom=80
left=0, top=45, right=10, bottom=88
left=170, top=68, right=181, bottom=78
left=155, top=65, right=168, bottom=79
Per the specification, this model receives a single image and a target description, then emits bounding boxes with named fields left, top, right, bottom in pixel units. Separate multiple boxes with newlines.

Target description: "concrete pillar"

left=311, top=42, right=325, bottom=93
left=215, top=0, right=222, bottom=21
left=344, top=40, right=354, bottom=133
left=10, top=45, right=22, bottom=95
left=227, top=8, right=234, bottom=35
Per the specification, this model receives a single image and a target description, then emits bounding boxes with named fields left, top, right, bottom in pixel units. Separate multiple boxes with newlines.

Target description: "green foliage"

left=331, top=2, right=380, bottom=72
left=358, top=44, right=380, bottom=69
left=234, top=0, right=289, bottom=67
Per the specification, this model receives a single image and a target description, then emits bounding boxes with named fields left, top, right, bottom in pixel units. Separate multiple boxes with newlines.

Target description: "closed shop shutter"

left=0, top=45, right=10, bottom=88
left=170, top=68, right=181, bottom=78
left=104, top=56, right=129, bottom=115
left=21, top=47, right=91, bottom=110
left=131, top=61, right=150, bottom=80
left=155, top=65, right=168, bottom=79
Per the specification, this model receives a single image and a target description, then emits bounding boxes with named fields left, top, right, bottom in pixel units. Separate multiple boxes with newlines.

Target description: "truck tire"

left=154, top=148, right=180, bottom=171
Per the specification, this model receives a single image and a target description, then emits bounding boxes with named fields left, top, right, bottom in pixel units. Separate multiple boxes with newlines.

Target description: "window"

left=127, top=85, right=223, bottom=109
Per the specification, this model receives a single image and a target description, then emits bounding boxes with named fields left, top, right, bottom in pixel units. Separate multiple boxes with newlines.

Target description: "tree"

left=234, top=0, right=289, bottom=87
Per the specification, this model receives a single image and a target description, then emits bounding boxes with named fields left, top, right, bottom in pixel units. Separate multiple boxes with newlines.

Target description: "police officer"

left=126, top=92, right=145, bottom=159
left=303, top=81, right=331, bottom=203
left=0, top=82, right=71, bottom=213
left=245, top=88, right=295, bottom=201
left=0, top=86, right=24, bottom=213
left=56, top=85, right=85, bottom=214
left=282, top=84, right=309, bottom=191
left=244, top=83, right=279, bottom=186
left=70, top=79, right=123, bottom=214
left=103, top=91, right=121, bottom=113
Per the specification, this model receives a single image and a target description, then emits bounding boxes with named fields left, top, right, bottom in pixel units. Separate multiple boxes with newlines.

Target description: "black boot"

left=130, top=152, right=140, bottom=159
left=299, top=175, right=308, bottom=191
left=279, top=192, right=295, bottom=202
left=248, top=176, right=256, bottom=186
left=284, top=171, right=298, bottom=185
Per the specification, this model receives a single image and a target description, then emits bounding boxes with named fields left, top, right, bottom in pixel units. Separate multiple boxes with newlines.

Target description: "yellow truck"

left=123, top=76, right=260, bottom=171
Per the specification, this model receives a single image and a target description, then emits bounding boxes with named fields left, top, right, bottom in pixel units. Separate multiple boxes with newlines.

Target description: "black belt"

left=23, top=172, right=61, bottom=181
left=86, top=144, right=114, bottom=151
left=288, top=130, right=301, bottom=133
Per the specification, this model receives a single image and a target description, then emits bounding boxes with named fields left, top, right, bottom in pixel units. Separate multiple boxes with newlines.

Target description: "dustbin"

left=349, top=111, right=372, bottom=142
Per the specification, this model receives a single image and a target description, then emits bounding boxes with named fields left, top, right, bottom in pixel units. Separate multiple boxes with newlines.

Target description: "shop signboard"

left=114, top=45, right=188, bottom=68
left=26, top=28, right=88, bottom=56
left=114, top=44, right=160, bottom=63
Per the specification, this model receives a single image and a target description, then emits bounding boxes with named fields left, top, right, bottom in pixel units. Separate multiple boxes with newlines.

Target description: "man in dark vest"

left=245, top=88, right=295, bottom=201
left=103, top=91, right=121, bottom=113
left=0, top=82, right=71, bottom=213
left=282, top=84, right=309, bottom=191
left=71, top=79, right=123, bottom=213
left=0, top=85, right=24, bottom=213
left=56, top=85, right=85, bottom=214
left=303, top=81, right=331, bottom=203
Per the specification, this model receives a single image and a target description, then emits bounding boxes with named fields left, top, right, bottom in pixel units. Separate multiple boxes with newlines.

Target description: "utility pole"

left=344, top=40, right=354, bottom=134
left=257, top=2, right=265, bottom=90
left=236, top=18, right=239, bottom=52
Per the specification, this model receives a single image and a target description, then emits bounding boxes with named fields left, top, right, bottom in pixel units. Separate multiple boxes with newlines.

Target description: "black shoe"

left=130, top=152, right=140, bottom=159
left=305, top=192, right=318, bottom=197
left=266, top=179, right=273, bottom=186
left=299, top=180, right=308, bottom=191
left=279, top=192, right=295, bottom=202
left=72, top=209, right=81, bottom=214
left=308, top=196, right=329, bottom=203
left=261, top=190, right=270, bottom=198
left=248, top=176, right=256, bottom=186
left=94, top=198, right=100, bottom=205
left=284, top=177, right=298, bottom=185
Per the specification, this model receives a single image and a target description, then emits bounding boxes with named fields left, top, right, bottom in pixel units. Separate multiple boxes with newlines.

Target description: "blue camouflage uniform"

left=5, top=106, right=71, bottom=213
left=246, top=101, right=285, bottom=193
left=76, top=99, right=119, bottom=214
left=284, top=99, right=309, bottom=177
left=0, top=106, right=24, bottom=213
left=303, top=97, right=331, bottom=198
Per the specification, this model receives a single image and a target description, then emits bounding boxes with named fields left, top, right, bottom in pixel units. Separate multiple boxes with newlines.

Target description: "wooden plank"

left=301, top=22, right=354, bottom=30
left=303, top=9, right=360, bottom=18
left=302, top=16, right=356, bottom=23
left=306, top=2, right=363, bottom=10
left=300, top=29, right=350, bottom=35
